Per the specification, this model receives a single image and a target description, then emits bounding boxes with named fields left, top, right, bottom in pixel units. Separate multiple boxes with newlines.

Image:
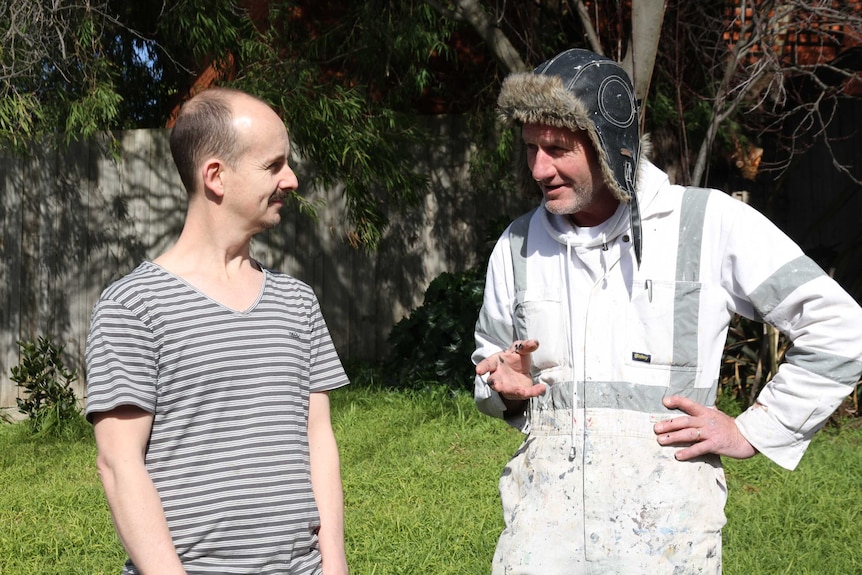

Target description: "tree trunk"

left=624, top=0, right=667, bottom=131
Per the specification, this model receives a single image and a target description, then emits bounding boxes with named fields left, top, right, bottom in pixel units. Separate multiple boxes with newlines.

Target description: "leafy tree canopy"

left=3, top=1, right=861, bottom=247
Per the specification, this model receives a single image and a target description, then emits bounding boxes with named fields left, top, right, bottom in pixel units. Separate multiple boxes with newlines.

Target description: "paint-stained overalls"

left=474, top=162, right=862, bottom=574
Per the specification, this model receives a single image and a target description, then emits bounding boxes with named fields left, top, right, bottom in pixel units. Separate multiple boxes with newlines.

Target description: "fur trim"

left=498, top=72, right=632, bottom=203
left=498, top=73, right=591, bottom=132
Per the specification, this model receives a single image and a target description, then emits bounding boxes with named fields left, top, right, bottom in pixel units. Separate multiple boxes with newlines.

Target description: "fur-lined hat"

left=498, top=49, right=644, bottom=263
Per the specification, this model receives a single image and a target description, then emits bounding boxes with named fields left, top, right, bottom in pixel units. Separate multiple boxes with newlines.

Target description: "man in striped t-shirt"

left=86, top=88, right=349, bottom=575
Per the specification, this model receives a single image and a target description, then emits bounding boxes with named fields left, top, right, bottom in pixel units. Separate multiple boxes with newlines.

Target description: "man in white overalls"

left=473, top=48, right=862, bottom=574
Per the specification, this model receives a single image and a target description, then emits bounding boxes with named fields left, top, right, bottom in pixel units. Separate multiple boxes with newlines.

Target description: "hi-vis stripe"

left=669, top=188, right=710, bottom=394
left=749, top=255, right=861, bottom=386
left=501, top=190, right=715, bottom=413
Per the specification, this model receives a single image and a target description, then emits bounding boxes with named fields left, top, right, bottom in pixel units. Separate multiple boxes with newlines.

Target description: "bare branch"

left=573, top=0, right=603, bottom=55
left=424, top=0, right=527, bottom=73
left=687, top=0, right=862, bottom=187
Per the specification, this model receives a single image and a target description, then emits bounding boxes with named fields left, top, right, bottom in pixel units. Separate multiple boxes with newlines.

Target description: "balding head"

left=169, top=88, right=278, bottom=195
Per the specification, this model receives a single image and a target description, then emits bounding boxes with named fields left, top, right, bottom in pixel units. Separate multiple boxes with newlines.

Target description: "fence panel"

left=0, top=119, right=532, bottom=409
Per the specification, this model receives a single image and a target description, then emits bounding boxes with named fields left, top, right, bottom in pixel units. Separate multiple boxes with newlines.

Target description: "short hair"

left=169, top=88, right=258, bottom=194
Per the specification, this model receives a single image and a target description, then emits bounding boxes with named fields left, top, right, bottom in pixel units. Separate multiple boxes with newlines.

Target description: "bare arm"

left=308, top=391, right=348, bottom=575
left=93, top=405, right=186, bottom=575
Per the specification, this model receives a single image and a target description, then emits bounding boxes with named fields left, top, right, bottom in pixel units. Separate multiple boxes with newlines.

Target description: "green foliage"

left=0, top=426, right=124, bottom=572
left=467, top=110, right=522, bottom=204
left=0, top=93, right=43, bottom=153
left=229, top=0, right=458, bottom=249
left=332, top=387, right=520, bottom=574
left=11, top=336, right=88, bottom=439
left=722, top=425, right=862, bottom=575
left=0, top=1, right=123, bottom=147
left=385, top=266, right=486, bottom=392
left=343, top=359, right=387, bottom=389
left=3, top=0, right=448, bottom=248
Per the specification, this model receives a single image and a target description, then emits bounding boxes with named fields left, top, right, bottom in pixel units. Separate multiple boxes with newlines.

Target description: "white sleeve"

left=472, top=230, right=529, bottom=432
left=721, top=197, right=862, bottom=469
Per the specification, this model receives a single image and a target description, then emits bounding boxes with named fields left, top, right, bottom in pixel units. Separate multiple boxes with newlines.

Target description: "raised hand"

left=476, top=340, right=546, bottom=402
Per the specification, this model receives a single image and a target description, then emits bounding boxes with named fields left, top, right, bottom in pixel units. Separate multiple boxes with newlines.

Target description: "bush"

left=385, top=266, right=485, bottom=392
left=11, top=336, right=88, bottom=439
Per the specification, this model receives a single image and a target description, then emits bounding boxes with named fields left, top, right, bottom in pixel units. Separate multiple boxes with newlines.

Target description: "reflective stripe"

left=785, top=346, right=862, bottom=387
left=475, top=312, right=515, bottom=349
left=748, top=255, right=824, bottom=316
left=586, top=379, right=713, bottom=412
left=475, top=210, right=536, bottom=348
left=675, top=188, right=709, bottom=283
left=508, top=209, right=535, bottom=294
left=743, top=256, right=861, bottom=385
left=535, top=379, right=715, bottom=417
left=670, top=188, right=709, bottom=393
left=508, top=209, right=536, bottom=341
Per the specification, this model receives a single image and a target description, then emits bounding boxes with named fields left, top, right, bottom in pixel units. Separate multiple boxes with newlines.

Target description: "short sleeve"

left=84, top=299, right=159, bottom=421
left=306, top=294, right=349, bottom=394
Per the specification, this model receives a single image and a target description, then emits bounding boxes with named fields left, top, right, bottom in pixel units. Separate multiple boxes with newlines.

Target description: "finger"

left=508, top=339, right=539, bottom=354
left=475, top=356, right=500, bottom=376
left=500, top=382, right=547, bottom=401
left=656, top=425, right=704, bottom=447
left=670, top=442, right=710, bottom=462
left=653, top=414, right=695, bottom=434
left=662, top=395, right=707, bottom=417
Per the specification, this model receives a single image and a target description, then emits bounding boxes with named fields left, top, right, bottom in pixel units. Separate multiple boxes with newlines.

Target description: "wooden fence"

left=2, top=101, right=861, bottom=412
left=0, top=117, right=532, bottom=410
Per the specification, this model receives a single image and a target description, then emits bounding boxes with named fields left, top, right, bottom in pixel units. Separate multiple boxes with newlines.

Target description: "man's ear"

left=202, top=159, right=225, bottom=198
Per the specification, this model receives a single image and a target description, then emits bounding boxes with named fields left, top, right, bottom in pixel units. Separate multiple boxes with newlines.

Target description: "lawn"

left=1, top=386, right=860, bottom=574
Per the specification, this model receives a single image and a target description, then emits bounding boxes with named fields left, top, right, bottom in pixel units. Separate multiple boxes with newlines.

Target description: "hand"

left=475, top=339, right=546, bottom=402
left=653, top=395, right=758, bottom=461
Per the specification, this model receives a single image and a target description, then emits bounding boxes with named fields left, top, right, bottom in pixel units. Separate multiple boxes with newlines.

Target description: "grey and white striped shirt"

left=86, top=261, right=349, bottom=574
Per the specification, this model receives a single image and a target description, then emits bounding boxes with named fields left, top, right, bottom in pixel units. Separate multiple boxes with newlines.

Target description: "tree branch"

left=573, top=0, right=603, bottom=55
left=423, top=0, right=527, bottom=73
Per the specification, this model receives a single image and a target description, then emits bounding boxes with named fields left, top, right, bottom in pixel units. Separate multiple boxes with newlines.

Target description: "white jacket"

left=473, top=161, right=862, bottom=573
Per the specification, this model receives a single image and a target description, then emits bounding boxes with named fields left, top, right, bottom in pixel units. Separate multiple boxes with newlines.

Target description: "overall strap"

left=508, top=208, right=537, bottom=294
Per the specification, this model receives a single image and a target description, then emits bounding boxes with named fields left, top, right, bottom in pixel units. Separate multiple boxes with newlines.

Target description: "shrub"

left=11, top=336, right=88, bottom=438
left=385, top=266, right=485, bottom=392
left=719, top=315, right=791, bottom=414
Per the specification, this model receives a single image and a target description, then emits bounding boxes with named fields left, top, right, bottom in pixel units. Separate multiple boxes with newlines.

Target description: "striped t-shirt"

left=85, top=261, right=349, bottom=575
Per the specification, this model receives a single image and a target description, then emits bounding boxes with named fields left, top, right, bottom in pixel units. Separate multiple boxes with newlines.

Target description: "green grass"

left=722, top=422, right=862, bottom=575
left=1, top=387, right=860, bottom=574
left=333, top=388, right=519, bottom=575
left=0, top=424, right=125, bottom=574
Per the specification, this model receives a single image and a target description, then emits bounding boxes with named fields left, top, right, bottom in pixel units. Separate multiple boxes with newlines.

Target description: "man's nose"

left=531, top=150, right=554, bottom=181
left=280, top=166, right=299, bottom=191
